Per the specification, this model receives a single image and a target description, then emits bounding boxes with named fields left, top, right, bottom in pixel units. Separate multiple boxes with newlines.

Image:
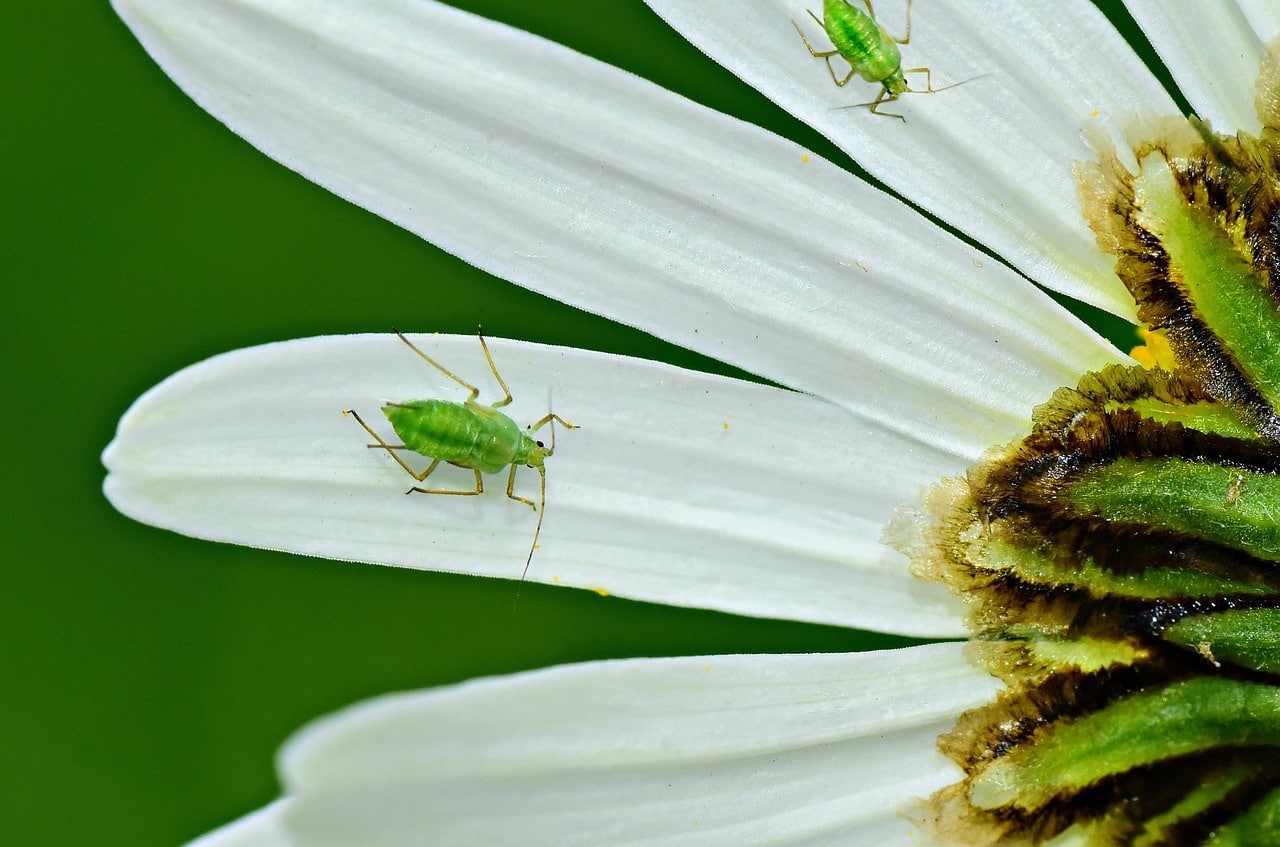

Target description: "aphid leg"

left=527, top=413, right=578, bottom=433
left=505, top=464, right=537, bottom=510
left=793, top=18, right=857, bottom=87
left=474, top=329, right=514, bottom=409
left=901, top=66, right=988, bottom=94
left=867, top=88, right=906, bottom=120
left=794, top=11, right=837, bottom=58
left=408, top=468, right=484, bottom=497
left=344, top=409, right=440, bottom=480
left=904, top=66, right=934, bottom=90
left=824, top=58, right=857, bottom=87
left=901, top=66, right=990, bottom=94
left=863, top=0, right=913, bottom=45
left=394, top=329, right=481, bottom=402
left=527, top=412, right=579, bottom=456
left=346, top=408, right=485, bottom=495
left=837, top=86, right=904, bottom=119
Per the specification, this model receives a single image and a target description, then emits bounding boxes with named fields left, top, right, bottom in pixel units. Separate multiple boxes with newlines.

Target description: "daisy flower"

left=103, top=0, right=1280, bottom=844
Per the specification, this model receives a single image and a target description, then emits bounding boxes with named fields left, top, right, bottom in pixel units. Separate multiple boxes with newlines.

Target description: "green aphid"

left=793, top=0, right=974, bottom=119
left=344, top=331, right=576, bottom=582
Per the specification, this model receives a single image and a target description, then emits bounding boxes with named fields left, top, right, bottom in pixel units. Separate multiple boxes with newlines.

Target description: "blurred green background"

left=3, top=2, right=1155, bottom=845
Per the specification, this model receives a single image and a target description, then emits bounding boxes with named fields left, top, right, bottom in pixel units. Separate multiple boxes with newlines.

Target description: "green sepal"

left=1030, top=364, right=1258, bottom=442
left=967, top=677, right=1280, bottom=813
left=1163, top=607, right=1280, bottom=674
left=1064, top=457, right=1280, bottom=563
left=974, top=536, right=1272, bottom=601
left=1116, top=396, right=1258, bottom=440
left=1201, top=784, right=1280, bottom=846
left=1133, top=761, right=1266, bottom=847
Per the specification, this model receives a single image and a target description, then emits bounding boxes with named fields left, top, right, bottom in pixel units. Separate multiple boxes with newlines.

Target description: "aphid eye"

left=535, top=440, right=545, bottom=448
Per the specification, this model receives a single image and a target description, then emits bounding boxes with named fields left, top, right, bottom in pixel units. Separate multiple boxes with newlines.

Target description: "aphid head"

left=518, top=430, right=553, bottom=468
left=883, top=69, right=909, bottom=96
left=524, top=439, right=549, bottom=469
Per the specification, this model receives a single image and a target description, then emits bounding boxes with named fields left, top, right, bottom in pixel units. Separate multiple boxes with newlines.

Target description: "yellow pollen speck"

left=722, top=421, right=729, bottom=430
left=1129, top=326, right=1178, bottom=370
left=703, top=665, right=711, bottom=672
left=588, top=586, right=610, bottom=597
left=801, top=154, right=810, bottom=163
left=1091, top=108, right=1099, bottom=118
left=552, top=575, right=560, bottom=584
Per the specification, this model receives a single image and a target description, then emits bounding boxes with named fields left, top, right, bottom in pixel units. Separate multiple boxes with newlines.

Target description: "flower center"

left=903, top=42, right=1280, bottom=846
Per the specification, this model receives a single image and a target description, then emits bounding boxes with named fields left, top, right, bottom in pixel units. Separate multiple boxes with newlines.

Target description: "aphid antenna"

left=514, top=392, right=575, bottom=610
left=511, top=464, right=547, bottom=612
left=518, top=397, right=560, bottom=585
left=832, top=71, right=992, bottom=118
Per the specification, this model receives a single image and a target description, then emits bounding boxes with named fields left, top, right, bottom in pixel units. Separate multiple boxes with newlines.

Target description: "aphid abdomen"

left=466, top=403, right=526, bottom=474
left=824, top=0, right=900, bottom=84
left=382, top=399, right=517, bottom=473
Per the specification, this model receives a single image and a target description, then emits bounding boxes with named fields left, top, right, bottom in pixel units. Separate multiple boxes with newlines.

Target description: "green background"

left=3, top=2, right=1156, bottom=845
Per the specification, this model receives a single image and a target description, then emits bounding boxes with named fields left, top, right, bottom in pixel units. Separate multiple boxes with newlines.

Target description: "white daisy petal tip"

left=101, top=333, right=971, bottom=637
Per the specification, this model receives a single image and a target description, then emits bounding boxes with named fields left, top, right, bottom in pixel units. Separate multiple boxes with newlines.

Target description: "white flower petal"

left=103, top=334, right=970, bottom=635
left=113, top=0, right=1127, bottom=459
left=647, top=0, right=1174, bottom=319
left=187, top=802, right=294, bottom=847
left=1240, top=0, right=1280, bottom=44
left=1128, top=0, right=1280, bottom=133
left=273, top=644, right=996, bottom=846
